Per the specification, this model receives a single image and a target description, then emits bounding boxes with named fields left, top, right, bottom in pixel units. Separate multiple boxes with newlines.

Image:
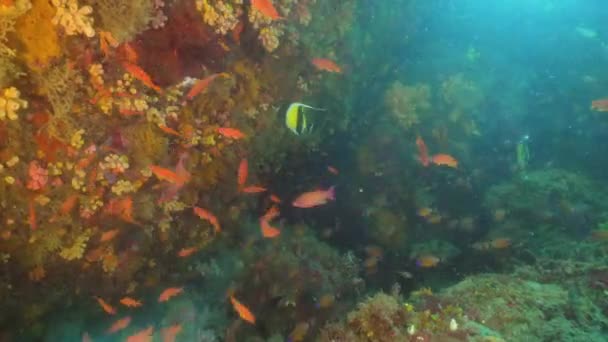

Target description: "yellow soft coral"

left=384, top=81, right=430, bottom=130
left=15, top=0, right=62, bottom=71
left=51, top=0, right=95, bottom=37
left=196, top=0, right=243, bottom=35
left=0, top=86, right=27, bottom=121
left=59, top=231, right=90, bottom=261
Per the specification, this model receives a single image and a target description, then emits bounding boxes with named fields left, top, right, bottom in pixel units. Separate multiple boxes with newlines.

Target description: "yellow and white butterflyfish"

left=285, top=102, right=326, bottom=135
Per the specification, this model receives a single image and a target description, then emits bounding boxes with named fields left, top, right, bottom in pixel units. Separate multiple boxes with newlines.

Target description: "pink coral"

left=26, top=161, right=49, bottom=191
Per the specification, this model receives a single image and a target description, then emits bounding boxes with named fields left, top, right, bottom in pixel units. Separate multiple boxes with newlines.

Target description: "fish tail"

left=326, top=186, right=336, bottom=201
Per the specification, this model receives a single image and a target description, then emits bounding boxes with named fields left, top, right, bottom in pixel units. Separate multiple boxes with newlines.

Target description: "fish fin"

left=294, top=102, right=327, bottom=111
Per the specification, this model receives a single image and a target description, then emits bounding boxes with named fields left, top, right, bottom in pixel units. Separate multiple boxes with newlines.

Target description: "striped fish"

left=285, top=102, right=326, bottom=135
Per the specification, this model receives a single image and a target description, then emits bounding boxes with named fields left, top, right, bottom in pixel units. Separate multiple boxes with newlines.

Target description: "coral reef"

left=384, top=81, right=431, bottom=131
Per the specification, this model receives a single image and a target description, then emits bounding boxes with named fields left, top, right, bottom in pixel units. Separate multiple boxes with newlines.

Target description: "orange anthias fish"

left=242, top=185, right=267, bottom=193
left=238, top=159, right=248, bottom=188
left=122, top=62, right=162, bottom=93
left=416, top=136, right=430, bottom=167
left=95, top=297, right=117, bottom=315
left=431, top=154, right=458, bottom=168
left=327, top=166, right=339, bottom=175
left=120, top=296, right=143, bottom=308
left=292, top=186, right=335, bottom=208
left=260, top=218, right=281, bottom=238
left=217, top=127, right=246, bottom=139
left=261, top=205, right=280, bottom=221
left=193, top=206, right=221, bottom=233
left=162, top=324, right=182, bottom=342
left=107, top=316, right=131, bottom=334
left=416, top=255, right=441, bottom=268
left=230, top=296, right=256, bottom=324
left=126, top=326, right=154, bottom=342
left=591, top=98, right=608, bottom=112
left=270, top=194, right=282, bottom=203
left=158, top=287, right=184, bottom=302
left=158, top=124, right=181, bottom=137
left=104, top=196, right=136, bottom=224
left=186, top=73, right=225, bottom=100
left=311, top=58, right=342, bottom=73
left=177, top=247, right=198, bottom=258
left=150, top=165, right=190, bottom=186
left=251, top=0, right=282, bottom=20
left=99, top=229, right=119, bottom=243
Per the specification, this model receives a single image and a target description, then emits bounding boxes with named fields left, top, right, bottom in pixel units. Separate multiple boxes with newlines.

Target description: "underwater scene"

left=2, top=0, right=608, bottom=341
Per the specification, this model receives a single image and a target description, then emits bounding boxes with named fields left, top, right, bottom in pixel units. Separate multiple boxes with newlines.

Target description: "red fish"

left=158, top=124, right=181, bottom=137
left=95, top=297, right=116, bottom=315
left=217, top=127, right=246, bottom=139
left=186, top=73, right=224, bottom=100
left=162, top=324, right=182, bottom=342
left=431, top=154, right=458, bottom=168
left=591, top=98, right=608, bottom=112
left=100, top=229, right=119, bottom=243
left=416, top=136, right=429, bottom=167
left=177, top=246, right=198, bottom=257
left=158, top=287, right=183, bottom=302
left=311, top=58, right=342, bottom=73
left=260, top=218, right=281, bottom=238
left=270, top=194, right=282, bottom=203
left=193, top=206, right=221, bottom=233
left=120, top=296, right=143, bottom=308
left=238, top=159, right=248, bottom=188
left=292, top=186, right=335, bottom=208
left=230, top=296, right=256, bottom=324
left=158, top=153, right=191, bottom=203
left=126, top=326, right=154, bottom=342
left=104, top=196, right=136, bottom=224
left=261, top=205, right=280, bottom=221
left=122, top=62, right=162, bottom=93
left=150, top=165, right=190, bottom=186
left=242, top=185, right=267, bottom=193
left=107, top=316, right=131, bottom=334
left=327, top=166, right=339, bottom=175
left=251, top=0, right=282, bottom=20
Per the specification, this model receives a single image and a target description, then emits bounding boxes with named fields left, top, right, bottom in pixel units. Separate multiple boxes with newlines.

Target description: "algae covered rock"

left=483, top=168, right=608, bottom=225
